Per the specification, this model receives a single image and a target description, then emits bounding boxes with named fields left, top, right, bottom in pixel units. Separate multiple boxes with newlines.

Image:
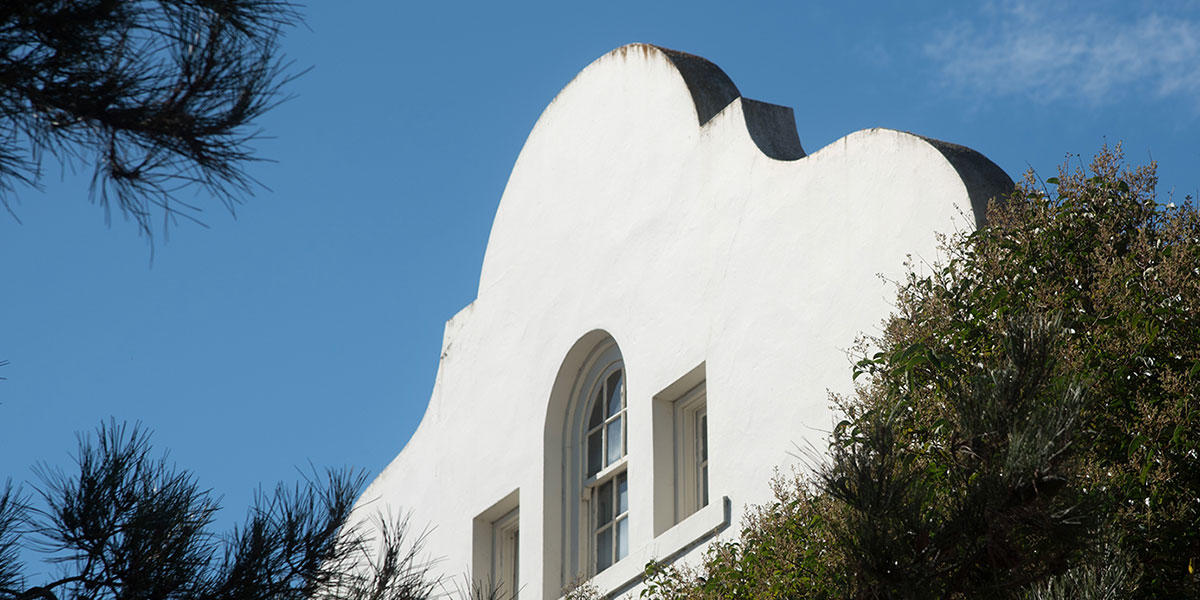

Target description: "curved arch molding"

left=356, top=44, right=1014, bottom=600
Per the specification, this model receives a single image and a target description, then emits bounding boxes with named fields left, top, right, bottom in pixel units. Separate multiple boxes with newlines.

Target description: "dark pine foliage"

left=0, top=421, right=439, bottom=600
left=0, top=0, right=301, bottom=237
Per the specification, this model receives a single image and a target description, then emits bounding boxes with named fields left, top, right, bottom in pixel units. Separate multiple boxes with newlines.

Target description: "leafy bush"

left=641, top=472, right=841, bottom=600
left=639, top=146, right=1199, bottom=599
left=848, top=145, right=1199, bottom=598
left=827, top=316, right=1093, bottom=598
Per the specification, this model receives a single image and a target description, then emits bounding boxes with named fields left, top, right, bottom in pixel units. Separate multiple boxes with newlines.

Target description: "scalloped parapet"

left=358, top=44, right=1013, bottom=600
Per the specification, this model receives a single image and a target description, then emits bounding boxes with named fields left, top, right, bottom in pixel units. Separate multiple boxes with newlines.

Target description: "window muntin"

left=559, top=337, right=631, bottom=584
left=585, top=369, right=625, bottom=477
left=593, top=471, right=629, bottom=571
left=581, top=363, right=629, bottom=574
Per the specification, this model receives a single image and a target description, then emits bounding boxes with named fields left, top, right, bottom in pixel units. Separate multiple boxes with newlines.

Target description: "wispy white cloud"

left=926, top=2, right=1200, bottom=106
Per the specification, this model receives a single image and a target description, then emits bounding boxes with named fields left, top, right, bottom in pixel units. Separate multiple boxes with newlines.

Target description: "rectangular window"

left=592, top=470, right=629, bottom=572
left=492, top=508, right=519, bottom=598
left=471, top=490, right=519, bottom=599
left=650, top=362, right=707, bottom=536
left=674, top=383, right=708, bottom=521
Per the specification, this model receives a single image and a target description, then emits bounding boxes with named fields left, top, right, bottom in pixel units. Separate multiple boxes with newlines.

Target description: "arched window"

left=544, top=333, right=633, bottom=592
left=556, top=337, right=628, bottom=579
left=582, top=362, right=628, bottom=572
left=586, top=367, right=626, bottom=477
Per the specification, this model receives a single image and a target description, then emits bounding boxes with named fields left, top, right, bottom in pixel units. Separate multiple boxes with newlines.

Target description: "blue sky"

left=2, top=0, right=1199, bottom=560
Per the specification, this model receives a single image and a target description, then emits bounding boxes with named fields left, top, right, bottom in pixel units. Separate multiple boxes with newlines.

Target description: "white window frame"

left=472, top=489, right=520, bottom=599
left=673, top=382, right=708, bottom=522
left=578, top=360, right=628, bottom=576
left=492, top=508, right=520, bottom=599
left=583, top=366, right=627, bottom=479
left=583, top=467, right=628, bottom=574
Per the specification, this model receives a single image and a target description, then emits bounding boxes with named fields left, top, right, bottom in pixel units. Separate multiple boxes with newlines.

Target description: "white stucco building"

left=357, top=44, right=1011, bottom=600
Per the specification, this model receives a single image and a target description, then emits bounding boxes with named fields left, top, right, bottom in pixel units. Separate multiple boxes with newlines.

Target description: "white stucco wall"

left=357, top=44, right=1011, bottom=600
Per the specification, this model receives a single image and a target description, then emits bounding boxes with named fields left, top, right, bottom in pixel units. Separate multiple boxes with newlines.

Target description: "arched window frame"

left=565, top=339, right=628, bottom=579
left=581, top=358, right=627, bottom=574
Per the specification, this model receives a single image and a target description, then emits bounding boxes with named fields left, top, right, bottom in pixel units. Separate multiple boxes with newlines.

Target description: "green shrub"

left=843, top=145, right=1199, bottom=598
left=638, top=146, right=1199, bottom=599
left=640, top=472, right=841, bottom=600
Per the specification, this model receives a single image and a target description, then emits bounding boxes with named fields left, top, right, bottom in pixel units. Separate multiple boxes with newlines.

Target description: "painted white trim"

left=561, top=496, right=729, bottom=600
left=651, top=363, right=707, bottom=537
left=565, top=339, right=626, bottom=583
left=493, top=508, right=520, bottom=599
left=673, top=383, right=707, bottom=523
left=472, top=489, right=521, bottom=598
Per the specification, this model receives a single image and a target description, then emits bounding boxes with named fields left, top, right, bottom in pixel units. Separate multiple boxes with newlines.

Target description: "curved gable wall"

left=358, top=44, right=1012, bottom=599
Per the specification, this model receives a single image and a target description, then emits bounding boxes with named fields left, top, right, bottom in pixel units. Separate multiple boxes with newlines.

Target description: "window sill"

left=583, top=459, right=628, bottom=489
left=567, top=495, right=730, bottom=600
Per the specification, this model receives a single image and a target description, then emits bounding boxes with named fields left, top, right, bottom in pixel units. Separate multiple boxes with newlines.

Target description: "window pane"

left=700, top=414, right=708, bottom=461
left=596, top=480, right=612, bottom=526
left=615, top=516, right=629, bottom=560
left=616, top=472, right=628, bottom=514
left=606, top=417, right=623, bottom=465
left=596, top=528, right=612, bottom=572
left=702, top=464, right=709, bottom=507
left=589, top=389, right=604, bottom=430
left=587, top=431, right=602, bottom=477
left=606, top=370, right=623, bottom=417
